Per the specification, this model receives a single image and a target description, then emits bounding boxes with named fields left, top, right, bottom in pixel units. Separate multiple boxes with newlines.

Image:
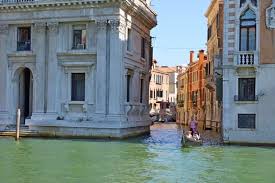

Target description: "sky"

left=151, top=0, right=212, bottom=67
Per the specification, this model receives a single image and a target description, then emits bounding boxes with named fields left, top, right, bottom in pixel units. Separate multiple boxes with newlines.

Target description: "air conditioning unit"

left=76, top=44, right=85, bottom=49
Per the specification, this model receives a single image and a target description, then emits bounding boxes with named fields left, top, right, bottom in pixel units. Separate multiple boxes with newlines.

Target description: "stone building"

left=0, top=0, right=157, bottom=138
left=157, top=66, right=179, bottom=104
left=149, top=60, right=170, bottom=114
left=205, top=0, right=223, bottom=131
left=223, top=0, right=275, bottom=144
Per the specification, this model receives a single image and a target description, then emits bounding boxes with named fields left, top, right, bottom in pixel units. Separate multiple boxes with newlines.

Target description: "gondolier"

left=189, top=116, right=198, bottom=136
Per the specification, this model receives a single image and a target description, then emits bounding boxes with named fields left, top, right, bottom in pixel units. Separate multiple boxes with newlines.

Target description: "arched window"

left=240, top=8, right=256, bottom=51
left=240, top=0, right=257, bottom=7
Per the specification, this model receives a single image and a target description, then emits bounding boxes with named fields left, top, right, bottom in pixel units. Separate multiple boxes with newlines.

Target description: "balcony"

left=234, top=95, right=258, bottom=102
left=205, top=74, right=215, bottom=90
left=237, top=51, right=257, bottom=66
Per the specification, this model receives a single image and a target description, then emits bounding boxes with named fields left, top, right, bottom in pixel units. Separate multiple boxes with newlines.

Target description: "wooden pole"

left=16, top=109, right=20, bottom=141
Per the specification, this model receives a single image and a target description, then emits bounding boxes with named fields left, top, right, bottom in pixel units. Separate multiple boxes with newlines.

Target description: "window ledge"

left=8, top=51, right=35, bottom=56
left=235, top=101, right=258, bottom=104
left=126, top=50, right=133, bottom=56
left=58, top=49, right=96, bottom=55
left=141, top=57, right=146, bottom=62
left=69, top=101, right=85, bottom=105
left=237, top=128, right=256, bottom=131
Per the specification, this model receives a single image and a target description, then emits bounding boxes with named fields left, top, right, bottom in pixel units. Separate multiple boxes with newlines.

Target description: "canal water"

left=0, top=123, right=275, bottom=183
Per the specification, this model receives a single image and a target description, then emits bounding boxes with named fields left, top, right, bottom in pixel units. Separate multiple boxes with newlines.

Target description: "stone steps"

left=0, top=124, right=39, bottom=137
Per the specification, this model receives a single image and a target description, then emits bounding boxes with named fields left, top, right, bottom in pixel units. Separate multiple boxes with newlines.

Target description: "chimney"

left=199, top=50, right=205, bottom=62
left=189, top=51, right=194, bottom=64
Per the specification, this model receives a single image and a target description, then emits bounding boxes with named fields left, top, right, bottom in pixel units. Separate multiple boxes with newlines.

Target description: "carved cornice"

left=47, top=22, right=59, bottom=33
left=0, top=0, right=120, bottom=11
left=120, top=0, right=157, bottom=30
left=0, top=24, right=8, bottom=34
left=33, top=22, right=46, bottom=33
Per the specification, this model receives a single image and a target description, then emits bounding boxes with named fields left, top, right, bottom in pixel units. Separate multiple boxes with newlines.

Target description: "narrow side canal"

left=0, top=123, right=274, bottom=183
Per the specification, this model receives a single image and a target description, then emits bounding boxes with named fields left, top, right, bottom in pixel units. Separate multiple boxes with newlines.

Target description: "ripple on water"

left=0, top=124, right=275, bottom=183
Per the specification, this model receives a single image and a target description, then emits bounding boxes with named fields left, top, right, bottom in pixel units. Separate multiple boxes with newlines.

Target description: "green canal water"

left=0, top=124, right=275, bottom=183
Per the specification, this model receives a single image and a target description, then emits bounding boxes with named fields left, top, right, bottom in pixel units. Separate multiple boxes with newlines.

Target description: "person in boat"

left=189, top=117, right=198, bottom=136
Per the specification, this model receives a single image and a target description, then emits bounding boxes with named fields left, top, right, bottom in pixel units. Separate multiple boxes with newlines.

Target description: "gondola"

left=181, top=130, right=203, bottom=147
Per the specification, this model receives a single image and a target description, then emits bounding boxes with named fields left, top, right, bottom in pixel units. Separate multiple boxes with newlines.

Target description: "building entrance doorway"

left=18, top=68, right=33, bottom=124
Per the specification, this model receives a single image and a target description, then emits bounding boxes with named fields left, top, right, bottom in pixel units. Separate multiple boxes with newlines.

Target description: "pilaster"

left=46, top=22, right=59, bottom=118
left=32, top=22, right=46, bottom=115
left=95, top=19, right=107, bottom=115
left=0, top=24, right=8, bottom=118
left=108, top=19, right=125, bottom=115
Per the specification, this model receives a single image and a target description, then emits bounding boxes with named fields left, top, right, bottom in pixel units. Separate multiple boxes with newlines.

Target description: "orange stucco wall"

left=187, top=51, right=207, bottom=121
left=260, top=0, right=275, bottom=64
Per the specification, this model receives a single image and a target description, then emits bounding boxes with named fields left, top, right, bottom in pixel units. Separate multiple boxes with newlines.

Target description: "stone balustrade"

left=237, top=51, right=256, bottom=66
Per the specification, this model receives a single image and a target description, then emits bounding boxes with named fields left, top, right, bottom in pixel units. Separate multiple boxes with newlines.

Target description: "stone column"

left=32, top=22, right=46, bottom=116
left=95, top=20, right=107, bottom=115
left=0, top=24, right=8, bottom=119
left=46, top=22, right=59, bottom=118
left=108, top=20, right=125, bottom=115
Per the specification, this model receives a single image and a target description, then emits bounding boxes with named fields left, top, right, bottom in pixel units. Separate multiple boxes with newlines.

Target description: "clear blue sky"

left=151, top=0, right=211, bottom=66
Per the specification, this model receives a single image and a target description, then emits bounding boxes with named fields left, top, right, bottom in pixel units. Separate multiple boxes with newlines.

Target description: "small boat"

left=181, top=130, right=203, bottom=147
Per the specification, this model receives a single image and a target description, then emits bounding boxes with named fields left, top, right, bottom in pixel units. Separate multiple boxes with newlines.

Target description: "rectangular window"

left=72, top=25, right=87, bottom=50
left=71, top=73, right=85, bottom=101
left=238, top=78, right=256, bottom=101
left=216, top=13, right=220, bottom=31
left=156, top=90, right=163, bottom=98
left=238, top=114, right=256, bottom=129
left=127, top=28, right=132, bottom=51
left=207, top=25, right=212, bottom=40
left=192, top=91, right=198, bottom=105
left=160, top=90, right=163, bottom=98
left=141, top=37, right=146, bottom=59
left=140, top=79, right=144, bottom=103
left=17, top=27, right=31, bottom=51
left=126, top=75, right=131, bottom=102
left=150, top=90, right=153, bottom=99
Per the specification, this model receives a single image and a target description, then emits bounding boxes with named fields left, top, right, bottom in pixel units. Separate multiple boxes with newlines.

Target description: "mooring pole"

left=16, top=109, right=20, bottom=141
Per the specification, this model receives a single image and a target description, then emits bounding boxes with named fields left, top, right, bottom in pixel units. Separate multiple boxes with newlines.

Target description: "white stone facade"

left=149, top=61, right=170, bottom=114
left=0, top=0, right=157, bottom=138
left=223, top=0, right=275, bottom=144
